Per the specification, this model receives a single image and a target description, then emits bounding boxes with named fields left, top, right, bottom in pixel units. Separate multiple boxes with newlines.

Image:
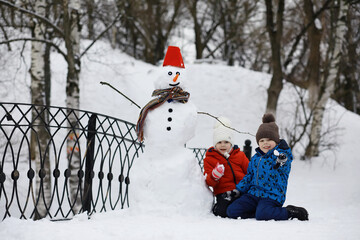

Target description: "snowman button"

left=168, top=108, right=173, bottom=113
left=167, top=127, right=171, bottom=131
left=168, top=117, right=172, bottom=122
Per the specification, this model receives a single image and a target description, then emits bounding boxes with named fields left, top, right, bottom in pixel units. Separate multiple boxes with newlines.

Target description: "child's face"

left=215, top=141, right=232, bottom=155
left=258, top=138, right=277, bottom=153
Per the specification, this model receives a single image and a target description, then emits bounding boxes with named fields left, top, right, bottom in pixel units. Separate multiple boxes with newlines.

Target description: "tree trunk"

left=333, top=6, right=359, bottom=114
left=29, top=0, right=51, bottom=220
left=192, top=1, right=203, bottom=60
left=305, top=0, right=348, bottom=157
left=264, top=0, right=284, bottom=115
left=45, top=38, right=51, bottom=107
left=304, top=0, right=323, bottom=109
left=111, top=25, right=117, bottom=49
left=63, top=0, right=82, bottom=214
left=85, top=0, right=95, bottom=39
left=301, top=0, right=323, bottom=158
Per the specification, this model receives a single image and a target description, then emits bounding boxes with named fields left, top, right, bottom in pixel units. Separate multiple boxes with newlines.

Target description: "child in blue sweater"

left=226, top=113, right=308, bottom=221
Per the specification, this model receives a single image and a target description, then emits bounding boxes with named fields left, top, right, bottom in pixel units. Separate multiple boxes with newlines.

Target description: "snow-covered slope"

left=0, top=41, right=359, bottom=240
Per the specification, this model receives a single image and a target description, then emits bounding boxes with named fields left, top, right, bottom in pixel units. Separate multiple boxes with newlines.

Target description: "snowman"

left=132, top=46, right=213, bottom=216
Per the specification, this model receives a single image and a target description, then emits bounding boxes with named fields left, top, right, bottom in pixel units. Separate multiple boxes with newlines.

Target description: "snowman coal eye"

left=168, top=71, right=172, bottom=76
left=176, top=72, right=180, bottom=75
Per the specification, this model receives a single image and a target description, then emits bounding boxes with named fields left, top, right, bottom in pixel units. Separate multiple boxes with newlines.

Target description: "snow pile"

left=130, top=147, right=213, bottom=216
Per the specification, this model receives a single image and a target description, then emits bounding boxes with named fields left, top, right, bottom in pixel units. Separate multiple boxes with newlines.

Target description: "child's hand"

left=223, top=189, right=241, bottom=201
left=273, top=150, right=287, bottom=169
left=230, top=189, right=241, bottom=198
left=212, top=163, right=225, bottom=180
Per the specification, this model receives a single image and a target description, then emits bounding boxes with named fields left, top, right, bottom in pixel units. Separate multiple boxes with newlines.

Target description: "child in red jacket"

left=203, top=116, right=249, bottom=217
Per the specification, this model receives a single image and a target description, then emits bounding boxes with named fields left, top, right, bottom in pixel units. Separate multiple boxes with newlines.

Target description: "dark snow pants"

left=226, top=193, right=289, bottom=220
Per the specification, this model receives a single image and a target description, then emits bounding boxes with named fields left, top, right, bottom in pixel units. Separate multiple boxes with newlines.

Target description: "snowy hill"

left=1, top=41, right=360, bottom=240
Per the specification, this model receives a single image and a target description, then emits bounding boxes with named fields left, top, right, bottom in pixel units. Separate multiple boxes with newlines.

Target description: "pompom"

left=262, top=113, right=275, bottom=123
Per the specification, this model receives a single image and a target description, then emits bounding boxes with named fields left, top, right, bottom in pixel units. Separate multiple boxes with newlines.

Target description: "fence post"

left=243, top=139, right=252, bottom=161
left=83, top=114, right=97, bottom=214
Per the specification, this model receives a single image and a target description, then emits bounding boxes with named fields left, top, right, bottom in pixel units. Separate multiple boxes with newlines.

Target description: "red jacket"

left=204, top=145, right=249, bottom=196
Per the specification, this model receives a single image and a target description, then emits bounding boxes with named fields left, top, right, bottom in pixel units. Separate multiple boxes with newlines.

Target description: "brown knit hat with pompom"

left=255, top=113, right=280, bottom=144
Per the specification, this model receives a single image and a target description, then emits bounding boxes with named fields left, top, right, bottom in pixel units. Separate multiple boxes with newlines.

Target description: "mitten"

left=212, top=163, right=225, bottom=181
left=230, top=189, right=241, bottom=198
left=223, top=189, right=241, bottom=201
left=273, top=150, right=287, bottom=169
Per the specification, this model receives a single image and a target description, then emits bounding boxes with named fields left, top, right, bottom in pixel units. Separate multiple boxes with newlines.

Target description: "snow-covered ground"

left=1, top=41, right=360, bottom=240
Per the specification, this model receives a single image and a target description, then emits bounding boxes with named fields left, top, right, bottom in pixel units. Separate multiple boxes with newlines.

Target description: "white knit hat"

left=213, top=116, right=233, bottom=146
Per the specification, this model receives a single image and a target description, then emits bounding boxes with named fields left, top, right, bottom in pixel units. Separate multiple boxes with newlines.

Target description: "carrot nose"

left=173, top=73, right=180, bottom=82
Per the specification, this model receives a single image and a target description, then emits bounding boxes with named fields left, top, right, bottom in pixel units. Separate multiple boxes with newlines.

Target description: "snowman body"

left=131, top=63, right=213, bottom=216
left=143, top=99, right=197, bottom=148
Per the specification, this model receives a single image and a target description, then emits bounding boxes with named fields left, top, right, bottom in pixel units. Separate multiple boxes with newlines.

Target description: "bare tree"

left=111, top=0, right=183, bottom=64
left=333, top=3, right=360, bottom=114
left=264, top=0, right=284, bottom=115
left=185, top=0, right=222, bottom=59
left=62, top=0, right=82, bottom=213
left=305, top=0, right=348, bottom=157
left=217, top=0, right=260, bottom=66
left=28, top=0, right=52, bottom=220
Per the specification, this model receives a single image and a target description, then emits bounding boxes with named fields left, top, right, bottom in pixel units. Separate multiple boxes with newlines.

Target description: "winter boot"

left=286, top=205, right=309, bottom=221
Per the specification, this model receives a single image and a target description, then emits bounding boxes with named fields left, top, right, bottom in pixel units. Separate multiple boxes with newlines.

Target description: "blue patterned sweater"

left=235, top=139, right=293, bottom=205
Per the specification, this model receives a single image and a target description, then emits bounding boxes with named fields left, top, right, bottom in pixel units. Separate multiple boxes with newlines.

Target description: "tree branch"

left=0, top=24, right=11, bottom=50
left=0, top=0, right=64, bottom=38
left=100, top=81, right=141, bottom=109
left=80, top=12, right=123, bottom=58
left=197, top=111, right=255, bottom=136
left=0, top=38, right=67, bottom=60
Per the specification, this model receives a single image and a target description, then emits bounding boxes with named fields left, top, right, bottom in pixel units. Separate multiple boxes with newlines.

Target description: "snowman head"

left=154, top=46, right=187, bottom=90
left=154, top=66, right=187, bottom=90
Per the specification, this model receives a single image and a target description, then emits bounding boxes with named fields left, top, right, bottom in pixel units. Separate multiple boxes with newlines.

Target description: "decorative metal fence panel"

left=0, top=102, right=143, bottom=220
left=190, top=148, right=208, bottom=172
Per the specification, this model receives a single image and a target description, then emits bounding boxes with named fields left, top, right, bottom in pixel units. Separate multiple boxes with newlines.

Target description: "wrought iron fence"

left=0, top=102, right=251, bottom=221
left=0, top=102, right=144, bottom=221
left=190, top=148, right=207, bottom=172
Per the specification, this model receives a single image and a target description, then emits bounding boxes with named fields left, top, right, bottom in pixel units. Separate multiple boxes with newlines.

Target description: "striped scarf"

left=136, top=87, right=190, bottom=142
